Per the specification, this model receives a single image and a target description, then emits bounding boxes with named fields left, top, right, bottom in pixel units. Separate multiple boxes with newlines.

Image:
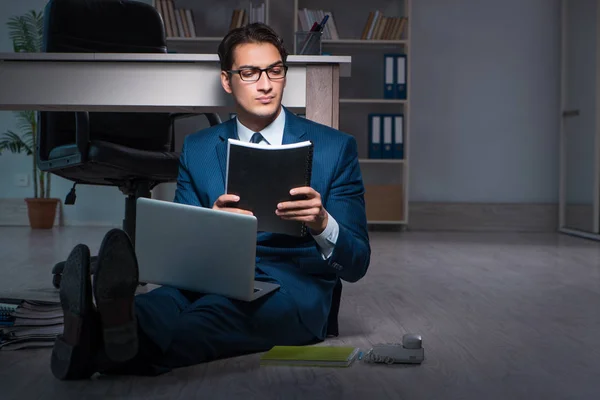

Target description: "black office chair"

left=39, top=0, right=221, bottom=287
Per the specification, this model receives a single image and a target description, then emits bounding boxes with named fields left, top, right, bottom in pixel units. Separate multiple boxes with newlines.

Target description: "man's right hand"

left=212, top=194, right=253, bottom=216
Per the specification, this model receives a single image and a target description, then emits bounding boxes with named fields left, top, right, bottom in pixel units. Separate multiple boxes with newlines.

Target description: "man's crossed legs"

left=51, top=229, right=317, bottom=379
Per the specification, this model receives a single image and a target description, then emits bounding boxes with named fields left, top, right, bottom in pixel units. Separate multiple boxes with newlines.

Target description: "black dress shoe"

left=93, top=228, right=140, bottom=363
left=51, top=244, right=100, bottom=380
left=52, top=256, right=99, bottom=289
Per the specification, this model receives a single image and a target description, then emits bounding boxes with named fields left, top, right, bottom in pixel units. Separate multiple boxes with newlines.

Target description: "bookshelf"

left=153, top=0, right=270, bottom=45
left=294, top=0, right=411, bottom=226
left=151, top=0, right=411, bottom=227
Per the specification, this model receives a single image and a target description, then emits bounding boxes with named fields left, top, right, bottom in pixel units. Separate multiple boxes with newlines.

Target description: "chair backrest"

left=39, top=0, right=173, bottom=160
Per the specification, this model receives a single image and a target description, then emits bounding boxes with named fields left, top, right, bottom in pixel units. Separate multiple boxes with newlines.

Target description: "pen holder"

left=295, top=31, right=322, bottom=55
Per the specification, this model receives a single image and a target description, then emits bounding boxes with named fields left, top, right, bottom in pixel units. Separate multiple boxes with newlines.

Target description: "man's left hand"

left=276, top=186, right=328, bottom=235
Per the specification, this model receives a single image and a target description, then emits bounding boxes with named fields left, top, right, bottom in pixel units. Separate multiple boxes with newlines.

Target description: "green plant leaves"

left=7, top=10, right=44, bottom=53
left=0, top=130, right=32, bottom=155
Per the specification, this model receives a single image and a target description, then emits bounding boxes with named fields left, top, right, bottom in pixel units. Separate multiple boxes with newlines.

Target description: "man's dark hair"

left=218, top=23, right=288, bottom=72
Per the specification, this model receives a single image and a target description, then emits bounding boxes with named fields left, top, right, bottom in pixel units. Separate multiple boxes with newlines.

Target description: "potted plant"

left=0, top=9, right=60, bottom=229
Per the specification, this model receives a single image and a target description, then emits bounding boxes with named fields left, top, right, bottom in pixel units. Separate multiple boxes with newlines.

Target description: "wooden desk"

left=0, top=53, right=351, bottom=129
left=0, top=53, right=350, bottom=201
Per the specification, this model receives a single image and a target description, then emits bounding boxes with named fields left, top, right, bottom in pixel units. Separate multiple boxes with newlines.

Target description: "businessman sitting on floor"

left=51, top=22, right=370, bottom=379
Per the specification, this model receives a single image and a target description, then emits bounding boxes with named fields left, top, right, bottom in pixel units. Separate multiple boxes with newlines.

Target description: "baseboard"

left=0, top=198, right=119, bottom=227
left=63, top=221, right=121, bottom=228
left=408, top=202, right=558, bottom=232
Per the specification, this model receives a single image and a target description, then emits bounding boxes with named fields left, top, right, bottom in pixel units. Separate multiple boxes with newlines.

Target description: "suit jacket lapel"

left=282, top=107, right=307, bottom=145
left=217, top=119, right=238, bottom=189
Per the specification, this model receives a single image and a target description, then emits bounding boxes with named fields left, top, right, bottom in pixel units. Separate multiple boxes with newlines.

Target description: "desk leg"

left=305, top=65, right=340, bottom=129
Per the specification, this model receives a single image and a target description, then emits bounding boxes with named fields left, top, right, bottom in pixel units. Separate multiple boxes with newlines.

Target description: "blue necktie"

left=250, top=132, right=264, bottom=144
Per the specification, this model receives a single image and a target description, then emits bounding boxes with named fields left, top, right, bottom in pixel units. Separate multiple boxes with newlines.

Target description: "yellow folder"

left=260, top=345, right=360, bottom=368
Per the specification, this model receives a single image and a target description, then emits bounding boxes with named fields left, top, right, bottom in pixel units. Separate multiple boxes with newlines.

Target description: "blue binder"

left=396, top=54, right=407, bottom=99
left=383, top=54, right=395, bottom=99
left=382, top=115, right=393, bottom=158
left=368, top=114, right=382, bottom=158
left=392, top=114, right=404, bottom=159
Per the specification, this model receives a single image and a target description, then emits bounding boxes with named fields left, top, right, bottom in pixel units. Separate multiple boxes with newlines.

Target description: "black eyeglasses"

left=228, top=64, right=288, bottom=82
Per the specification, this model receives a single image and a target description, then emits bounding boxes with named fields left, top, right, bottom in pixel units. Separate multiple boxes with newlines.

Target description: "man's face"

left=221, top=42, right=286, bottom=120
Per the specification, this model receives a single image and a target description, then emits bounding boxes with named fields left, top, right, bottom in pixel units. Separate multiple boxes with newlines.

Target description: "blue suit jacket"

left=173, top=107, right=371, bottom=339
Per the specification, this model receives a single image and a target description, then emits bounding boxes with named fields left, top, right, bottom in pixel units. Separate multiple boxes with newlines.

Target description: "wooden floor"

left=1, top=227, right=599, bottom=399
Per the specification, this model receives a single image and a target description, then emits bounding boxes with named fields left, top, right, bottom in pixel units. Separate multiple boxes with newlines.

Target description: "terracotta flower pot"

left=25, top=198, right=60, bottom=229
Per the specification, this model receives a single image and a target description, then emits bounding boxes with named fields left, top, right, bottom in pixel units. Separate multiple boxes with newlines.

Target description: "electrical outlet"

left=15, top=173, right=29, bottom=187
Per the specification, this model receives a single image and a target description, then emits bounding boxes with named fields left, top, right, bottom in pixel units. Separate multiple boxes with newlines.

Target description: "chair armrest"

left=36, top=111, right=91, bottom=170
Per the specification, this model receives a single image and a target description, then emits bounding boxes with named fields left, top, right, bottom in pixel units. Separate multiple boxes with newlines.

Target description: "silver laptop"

left=134, top=197, right=280, bottom=301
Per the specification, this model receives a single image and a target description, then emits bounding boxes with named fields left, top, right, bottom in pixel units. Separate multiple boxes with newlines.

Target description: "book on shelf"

left=225, top=138, right=314, bottom=237
left=0, top=299, right=63, bottom=351
left=229, top=9, right=248, bottom=30
left=361, top=11, right=407, bottom=40
left=230, top=3, right=266, bottom=31
left=260, top=345, right=360, bottom=367
left=297, top=9, right=405, bottom=41
left=155, top=0, right=196, bottom=38
left=369, top=113, right=404, bottom=160
left=383, top=53, right=407, bottom=100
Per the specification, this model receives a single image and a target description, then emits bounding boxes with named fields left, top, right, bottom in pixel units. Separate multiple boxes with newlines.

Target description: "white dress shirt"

left=236, top=109, right=339, bottom=259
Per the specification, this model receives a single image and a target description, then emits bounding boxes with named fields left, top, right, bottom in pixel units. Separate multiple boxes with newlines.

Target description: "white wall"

left=409, top=0, right=561, bottom=203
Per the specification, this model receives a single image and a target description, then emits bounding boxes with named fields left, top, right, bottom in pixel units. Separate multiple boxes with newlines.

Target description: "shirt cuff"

left=311, top=211, right=339, bottom=260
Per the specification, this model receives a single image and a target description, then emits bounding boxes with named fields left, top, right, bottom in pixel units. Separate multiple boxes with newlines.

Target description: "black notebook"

left=226, top=138, right=314, bottom=236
